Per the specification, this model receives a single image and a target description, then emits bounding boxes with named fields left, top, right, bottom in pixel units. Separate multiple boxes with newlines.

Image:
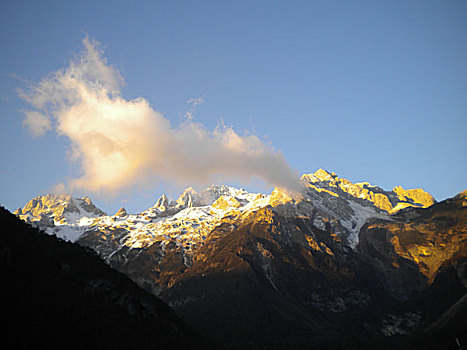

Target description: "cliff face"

left=359, top=191, right=467, bottom=282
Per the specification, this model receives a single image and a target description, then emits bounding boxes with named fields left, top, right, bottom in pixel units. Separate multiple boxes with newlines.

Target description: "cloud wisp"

left=21, top=36, right=300, bottom=195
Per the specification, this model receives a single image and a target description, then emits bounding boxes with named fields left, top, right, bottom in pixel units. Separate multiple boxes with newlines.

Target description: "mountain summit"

left=301, top=168, right=435, bottom=212
left=15, top=170, right=434, bottom=246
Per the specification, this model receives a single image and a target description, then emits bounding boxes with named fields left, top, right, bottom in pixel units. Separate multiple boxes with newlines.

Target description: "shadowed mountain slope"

left=0, top=206, right=216, bottom=350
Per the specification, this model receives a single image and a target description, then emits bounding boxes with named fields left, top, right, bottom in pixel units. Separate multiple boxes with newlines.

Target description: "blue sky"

left=1, top=1, right=466, bottom=214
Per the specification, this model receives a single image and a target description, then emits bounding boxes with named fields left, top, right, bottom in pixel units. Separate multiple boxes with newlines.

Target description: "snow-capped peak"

left=302, top=168, right=337, bottom=183
left=115, top=207, right=128, bottom=217
left=15, top=193, right=106, bottom=225
left=301, top=170, right=434, bottom=213
left=154, top=194, right=168, bottom=207
left=15, top=170, right=436, bottom=251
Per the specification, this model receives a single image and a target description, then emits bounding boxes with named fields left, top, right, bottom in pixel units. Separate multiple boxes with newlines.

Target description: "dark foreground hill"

left=0, top=206, right=216, bottom=350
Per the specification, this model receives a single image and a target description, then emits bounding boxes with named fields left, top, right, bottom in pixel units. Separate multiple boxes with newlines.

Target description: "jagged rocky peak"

left=115, top=207, right=128, bottom=217
left=78, top=195, right=107, bottom=216
left=211, top=195, right=242, bottom=210
left=269, top=187, right=295, bottom=206
left=154, top=194, right=169, bottom=210
left=15, top=193, right=106, bottom=226
left=173, top=185, right=243, bottom=209
left=82, top=195, right=92, bottom=205
left=199, top=184, right=245, bottom=204
left=301, top=169, right=435, bottom=213
left=16, top=194, right=72, bottom=218
left=456, top=190, right=467, bottom=207
left=392, top=185, right=435, bottom=207
left=142, top=185, right=257, bottom=217
left=20, top=193, right=69, bottom=213
left=307, top=168, right=338, bottom=182
left=176, top=187, right=198, bottom=208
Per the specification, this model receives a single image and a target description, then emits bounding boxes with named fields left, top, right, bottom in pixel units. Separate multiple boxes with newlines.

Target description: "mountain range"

left=12, top=169, right=467, bottom=349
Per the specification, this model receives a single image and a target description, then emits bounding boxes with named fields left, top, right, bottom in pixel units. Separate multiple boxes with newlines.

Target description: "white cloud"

left=183, top=96, right=205, bottom=120
left=22, top=111, right=52, bottom=136
left=187, top=97, right=205, bottom=106
left=21, top=36, right=300, bottom=195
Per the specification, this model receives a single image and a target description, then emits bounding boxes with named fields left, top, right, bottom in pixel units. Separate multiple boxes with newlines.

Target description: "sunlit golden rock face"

left=393, top=186, right=435, bottom=208
left=455, top=190, right=467, bottom=207
left=211, top=195, right=242, bottom=210
left=368, top=222, right=465, bottom=281
left=302, top=183, right=339, bottom=197
left=362, top=193, right=467, bottom=283
left=269, top=187, right=294, bottom=206
left=301, top=169, right=435, bottom=213
left=241, top=206, right=275, bottom=226
left=15, top=194, right=73, bottom=225
left=17, top=194, right=71, bottom=223
left=115, top=207, right=128, bottom=217
left=313, top=168, right=337, bottom=182
left=14, top=194, right=106, bottom=227
left=373, top=193, right=393, bottom=212
left=304, top=235, right=334, bottom=256
left=175, top=187, right=197, bottom=208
